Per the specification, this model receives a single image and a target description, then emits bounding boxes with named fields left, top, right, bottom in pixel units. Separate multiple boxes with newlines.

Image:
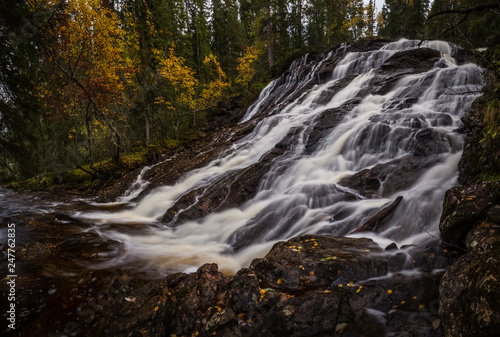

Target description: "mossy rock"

left=144, top=144, right=161, bottom=163
left=439, top=223, right=500, bottom=336
left=439, top=182, right=500, bottom=247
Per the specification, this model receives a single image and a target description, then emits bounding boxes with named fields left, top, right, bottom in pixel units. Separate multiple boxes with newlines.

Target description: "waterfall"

left=78, top=39, right=483, bottom=274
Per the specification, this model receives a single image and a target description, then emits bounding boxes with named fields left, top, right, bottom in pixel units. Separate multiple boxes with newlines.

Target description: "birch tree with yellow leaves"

left=41, top=0, right=129, bottom=167
left=155, top=46, right=230, bottom=139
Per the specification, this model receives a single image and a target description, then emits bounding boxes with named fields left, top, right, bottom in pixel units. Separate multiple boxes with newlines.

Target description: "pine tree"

left=211, top=0, right=246, bottom=78
left=0, top=0, right=59, bottom=178
left=379, top=0, right=429, bottom=39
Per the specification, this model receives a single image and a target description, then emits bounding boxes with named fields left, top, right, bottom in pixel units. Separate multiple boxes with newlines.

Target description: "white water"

left=78, top=40, right=483, bottom=274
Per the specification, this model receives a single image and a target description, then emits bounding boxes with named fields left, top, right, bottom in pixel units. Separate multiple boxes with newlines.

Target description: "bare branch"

left=427, top=3, right=500, bottom=21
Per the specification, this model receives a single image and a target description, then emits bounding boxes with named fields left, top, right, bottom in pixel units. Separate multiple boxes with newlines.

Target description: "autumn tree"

left=42, top=0, right=129, bottom=167
left=236, top=43, right=266, bottom=87
left=155, top=45, right=230, bottom=139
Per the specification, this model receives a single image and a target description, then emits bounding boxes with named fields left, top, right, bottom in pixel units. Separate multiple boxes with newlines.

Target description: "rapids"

left=77, top=39, right=483, bottom=274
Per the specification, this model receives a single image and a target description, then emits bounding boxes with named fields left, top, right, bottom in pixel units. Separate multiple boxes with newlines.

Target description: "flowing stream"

left=77, top=39, right=482, bottom=274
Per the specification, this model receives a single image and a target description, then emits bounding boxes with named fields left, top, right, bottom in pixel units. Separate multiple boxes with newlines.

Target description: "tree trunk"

left=266, top=6, right=274, bottom=70
left=85, top=102, right=94, bottom=168
left=145, top=106, right=150, bottom=146
left=114, top=129, right=121, bottom=165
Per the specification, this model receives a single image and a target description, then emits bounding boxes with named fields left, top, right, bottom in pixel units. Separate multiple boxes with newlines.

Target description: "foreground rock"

left=2, top=222, right=454, bottom=337
left=438, top=86, right=500, bottom=336
left=440, top=223, right=500, bottom=336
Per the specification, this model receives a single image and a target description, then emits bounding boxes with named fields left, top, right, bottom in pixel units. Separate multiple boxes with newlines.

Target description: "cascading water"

left=78, top=39, right=483, bottom=274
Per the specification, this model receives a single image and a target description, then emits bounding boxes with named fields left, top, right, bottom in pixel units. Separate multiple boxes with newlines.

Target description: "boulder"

left=338, top=169, right=381, bottom=198
left=439, top=223, right=500, bottom=336
left=439, top=182, right=500, bottom=247
left=250, top=235, right=387, bottom=291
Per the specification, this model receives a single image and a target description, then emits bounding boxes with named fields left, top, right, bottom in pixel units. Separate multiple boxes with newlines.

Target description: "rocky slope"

left=1, top=40, right=498, bottom=337
left=438, top=86, right=500, bottom=336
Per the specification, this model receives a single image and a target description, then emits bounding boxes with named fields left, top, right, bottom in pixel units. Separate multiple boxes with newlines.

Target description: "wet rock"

left=439, top=222, right=500, bottom=336
left=306, top=98, right=361, bottom=154
left=351, top=196, right=403, bottom=234
left=250, top=235, right=387, bottom=291
left=163, top=141, right=286, bottom=225
left=338, top=169, right=381, bottom=198
left=411, top=129, right=453, bottom=157
left=379, top=48, right=441, bottom=77
left=251, top=290, right=353, bottom=337
left=163, top=263, right=235, bottom=336
left=371, top=155, right=442, bottom=197
left=439, top=182, right=500, bottom=247
left=56, top=232, right=123, bottom=261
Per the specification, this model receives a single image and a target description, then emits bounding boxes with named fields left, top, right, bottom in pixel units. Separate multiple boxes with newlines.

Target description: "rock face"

left=2, top=216, right=452, bottom=337
left=440, top=223, right=500, bottom=337
left=439, top=182, right=500, bottom=247
left=438, top=88, right=500, bottom=336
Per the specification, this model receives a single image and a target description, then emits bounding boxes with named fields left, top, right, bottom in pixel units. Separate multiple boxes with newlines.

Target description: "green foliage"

left=379, top=0, right=429, bottom=39
left=427, top=0, right=500, bottom=48
left=484, top=100, right=500, bottom=138
left=0, top=0, right=59, bottom=179
left=2, top=0, right=500, bottom=191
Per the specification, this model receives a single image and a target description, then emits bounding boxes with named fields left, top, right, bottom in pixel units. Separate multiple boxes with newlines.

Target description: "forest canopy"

left=0, top=0, right=499, bottom=185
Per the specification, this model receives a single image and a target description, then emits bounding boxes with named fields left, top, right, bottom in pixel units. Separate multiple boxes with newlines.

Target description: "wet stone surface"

left=1, top=221, right=454, bottom=336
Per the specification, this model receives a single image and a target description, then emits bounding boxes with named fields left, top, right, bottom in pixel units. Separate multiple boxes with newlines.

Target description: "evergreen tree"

left=289, top=0, right=305, bottom=52
left=211, top=0, right=246, bottom=78
left=365, top=0, right=376, bottom=37
left=185, top=0, right=212, bottom=80
left=305, top=0, right=328, bottom=51
left=0, top=0, right=59, bottom=178
left=428, top=0, right=500, bottom=48
left=380, top=0, right=429, bottom=39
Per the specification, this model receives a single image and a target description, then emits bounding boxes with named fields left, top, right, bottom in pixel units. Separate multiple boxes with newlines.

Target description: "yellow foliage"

left=60, top=0, right=126, bottom=93
left=155, top=47, right=230, bottom=114
left=198, top=53, right=230, bottom=108
left=38, top=0, right=130, bottom=122
left=236, top=43, right=265, bottom=88
left=155, top=46, right=198, bottom=110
